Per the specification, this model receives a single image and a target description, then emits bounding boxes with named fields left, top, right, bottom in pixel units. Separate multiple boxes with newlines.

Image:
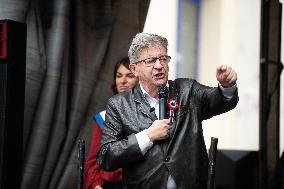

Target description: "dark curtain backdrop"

left=0, top=0, right=150, bottom=188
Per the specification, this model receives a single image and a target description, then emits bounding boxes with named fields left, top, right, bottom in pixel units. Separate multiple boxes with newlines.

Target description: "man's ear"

left=129, top=63, right=138, bottom=77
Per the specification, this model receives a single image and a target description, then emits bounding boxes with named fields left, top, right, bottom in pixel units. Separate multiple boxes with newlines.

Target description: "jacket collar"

left=133, top=84, right=157, bottom=121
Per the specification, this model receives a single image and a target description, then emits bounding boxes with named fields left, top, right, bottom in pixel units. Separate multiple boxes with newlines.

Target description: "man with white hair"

left=97, top=33, right=238, bottom=189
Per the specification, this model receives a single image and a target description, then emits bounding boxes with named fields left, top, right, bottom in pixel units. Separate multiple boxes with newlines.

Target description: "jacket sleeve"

left=96, top=97, right=145, bottom=171
left=84, top=122, right=123, bottom=189
left=192, top=80, right=239, bottom=120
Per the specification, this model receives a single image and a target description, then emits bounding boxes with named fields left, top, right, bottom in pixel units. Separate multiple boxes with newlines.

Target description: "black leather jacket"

left=97, top=78, right=239, bottom=189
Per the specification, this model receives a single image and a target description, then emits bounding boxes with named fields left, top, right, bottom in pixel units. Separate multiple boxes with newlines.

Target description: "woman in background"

left=84, top=57, right=138, bottom=189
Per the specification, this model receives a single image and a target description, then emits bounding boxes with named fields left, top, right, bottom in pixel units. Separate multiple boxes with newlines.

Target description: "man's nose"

left=153, top=59, right=163, bottom=68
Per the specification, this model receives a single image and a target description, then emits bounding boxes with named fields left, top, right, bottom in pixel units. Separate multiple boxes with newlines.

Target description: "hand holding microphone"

left=146, top=85, right=170, bottom=142
left=146, top=119, right=171, bottom=142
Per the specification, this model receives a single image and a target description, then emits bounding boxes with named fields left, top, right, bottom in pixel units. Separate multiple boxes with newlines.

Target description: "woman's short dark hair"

left=112, top=57, right=131, bottom=94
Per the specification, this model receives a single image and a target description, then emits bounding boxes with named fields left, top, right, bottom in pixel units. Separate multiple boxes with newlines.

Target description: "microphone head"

left=158, top=85, right=168, bottom=99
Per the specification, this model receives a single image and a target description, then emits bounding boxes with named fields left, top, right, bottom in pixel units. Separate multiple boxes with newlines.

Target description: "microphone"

left=158, top=85, right=168, bottom=120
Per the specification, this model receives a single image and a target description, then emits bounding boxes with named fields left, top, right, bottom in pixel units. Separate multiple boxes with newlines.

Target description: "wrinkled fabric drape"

left=0, top=0, right=150, bottom=188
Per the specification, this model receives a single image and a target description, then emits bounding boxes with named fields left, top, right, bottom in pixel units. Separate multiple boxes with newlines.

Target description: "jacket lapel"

left=133, top=84, right=157, bottom=122
left=166, top=80, right=180, bottom=154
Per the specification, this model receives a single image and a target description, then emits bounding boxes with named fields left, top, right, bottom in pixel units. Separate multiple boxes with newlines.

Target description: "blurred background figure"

left=84, top=57, right=138, bottom=189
